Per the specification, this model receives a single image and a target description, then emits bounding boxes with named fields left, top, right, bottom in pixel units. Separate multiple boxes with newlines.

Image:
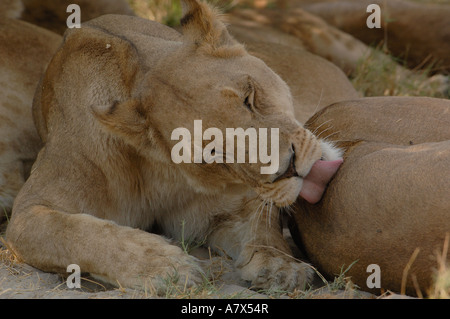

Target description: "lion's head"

left=34, top=0, right=342, bottom=208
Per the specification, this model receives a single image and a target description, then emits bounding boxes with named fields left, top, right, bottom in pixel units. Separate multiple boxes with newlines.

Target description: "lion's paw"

left=93, top=235, right=206, bottom=295
left=147, top=251, right=205, bottom=294
left=239, top=251, right=314, bottom=292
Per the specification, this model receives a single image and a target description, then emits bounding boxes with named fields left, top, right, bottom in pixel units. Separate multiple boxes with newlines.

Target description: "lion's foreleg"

left=6, top=205, right=203, bottom=292
left=208, top=199, right=314, bottom=291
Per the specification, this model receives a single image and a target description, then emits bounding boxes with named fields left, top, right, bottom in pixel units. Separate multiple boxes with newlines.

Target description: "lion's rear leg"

left=6, top=205, right=204, bottom=293
left=208, top=199, right=314, bottom=292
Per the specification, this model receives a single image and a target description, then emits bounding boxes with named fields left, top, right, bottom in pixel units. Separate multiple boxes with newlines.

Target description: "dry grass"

left=0, top=240, right=19, bottom=269
left=351, top=45, right=448, bottom=98
left=0, top=218, right=21, bottom=270
left=427, top=234, right=450, bottom=299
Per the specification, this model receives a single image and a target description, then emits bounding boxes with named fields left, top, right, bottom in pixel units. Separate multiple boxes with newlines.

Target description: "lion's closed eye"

left=244, top=94, right=253, bottom=111
left=243, top=82, right=256, bottom=112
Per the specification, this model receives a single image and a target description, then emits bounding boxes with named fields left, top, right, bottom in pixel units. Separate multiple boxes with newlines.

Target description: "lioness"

left=289, top=97, right=450, bottom=295
left=6, top=0, right=342, bottom=292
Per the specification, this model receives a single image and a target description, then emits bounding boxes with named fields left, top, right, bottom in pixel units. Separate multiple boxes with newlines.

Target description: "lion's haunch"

left=299, top=159, right=343, bottom=204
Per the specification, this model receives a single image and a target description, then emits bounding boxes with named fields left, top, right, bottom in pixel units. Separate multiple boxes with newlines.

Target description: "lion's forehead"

left=161, top=53, right=293, bottom=107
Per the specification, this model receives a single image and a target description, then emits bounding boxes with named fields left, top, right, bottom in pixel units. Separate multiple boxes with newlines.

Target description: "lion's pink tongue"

left=299, top=159, right=343, bottom=204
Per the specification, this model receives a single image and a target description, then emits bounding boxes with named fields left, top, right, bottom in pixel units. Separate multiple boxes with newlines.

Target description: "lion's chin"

left=256, top=177, right=303, bottom=208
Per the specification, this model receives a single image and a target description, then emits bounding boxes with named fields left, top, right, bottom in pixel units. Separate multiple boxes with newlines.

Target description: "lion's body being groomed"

left=289, top=97, right=450, bottom=295
left=6, top=1, right=342, bottom=292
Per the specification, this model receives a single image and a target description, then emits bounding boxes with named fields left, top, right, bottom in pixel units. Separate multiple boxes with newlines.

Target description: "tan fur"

left=21, top=0, right=134, bottom=35
left=0, top=0, right=24, bottom=19
left=6, top=1, right=342, bottom=293
left=0, top=17, right=62, bottom=219
left=229, top=7, right=370, bottom=76
left=289, top=97, right=450, bottom=295
left=227, top=20, right=360, bottom=123
left=0, top=0, right=134, bottom=219
left=289, top=0, right=450, bottom=74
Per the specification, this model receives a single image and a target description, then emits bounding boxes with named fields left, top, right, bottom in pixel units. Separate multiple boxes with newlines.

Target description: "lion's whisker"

left=321, top=131, right=341, bottom=143
left=315, top=125, right=334, bottom=139
left=263, top=199, right=274, bottom=243
left=312, top=88, right=324, bottom=116
left=268, top=200, right=274, bottom=229
left=251, top=198, right=267, bottom=236
left=321, top=130, right=341, bottom=141
left=282, top=202, right=296, bottom=217
left=311, top=119, right=333, bottom=136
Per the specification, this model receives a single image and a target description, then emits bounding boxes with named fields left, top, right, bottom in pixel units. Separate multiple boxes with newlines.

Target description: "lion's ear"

left=37, top=25, right=141, bottom=138
left=180, top=0, right=238, bottom=50
left=92, top=99, right=148, bottom=138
